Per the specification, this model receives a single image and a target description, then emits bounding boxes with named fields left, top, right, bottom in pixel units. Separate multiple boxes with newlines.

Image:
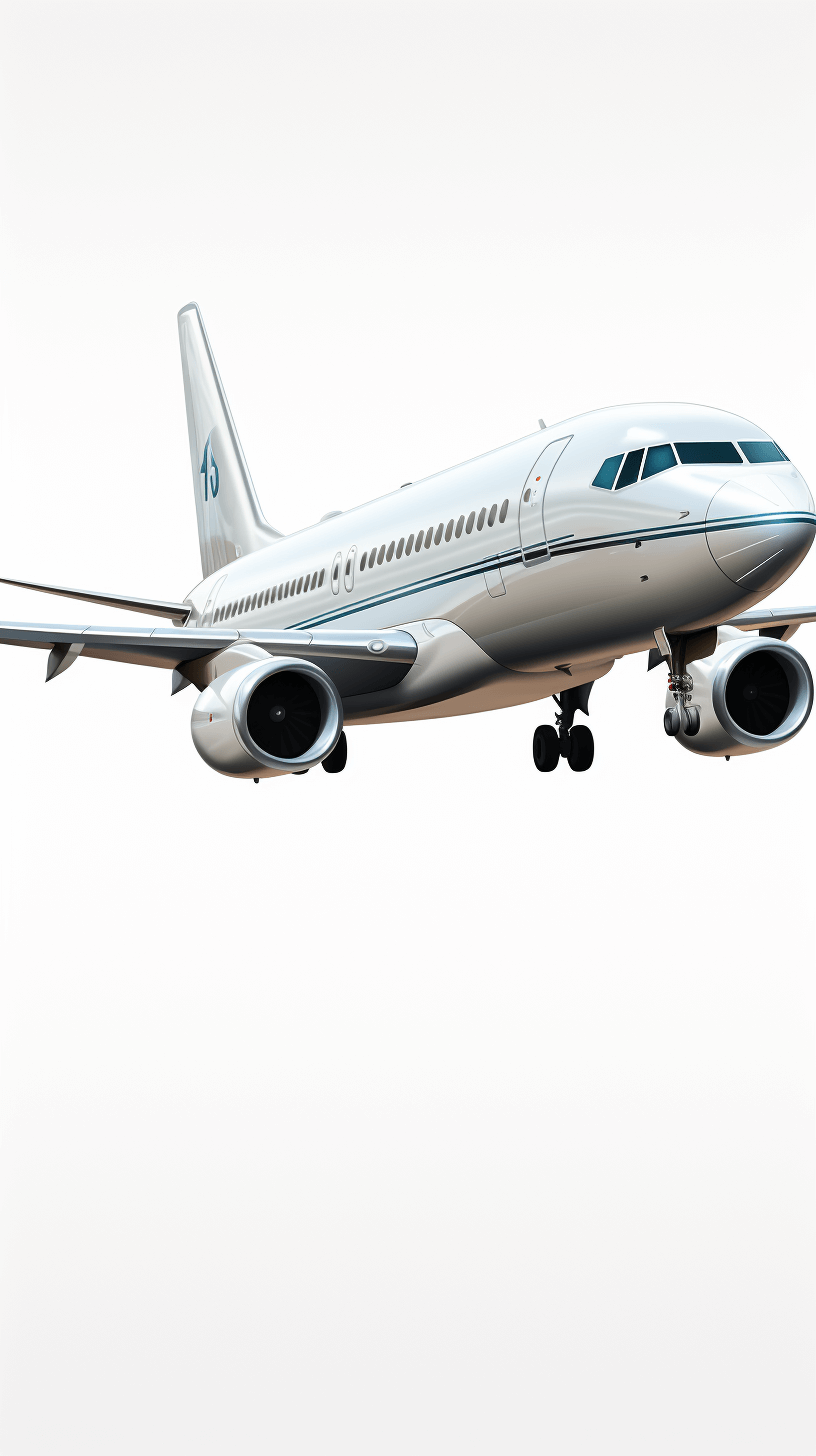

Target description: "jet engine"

left=191, top=656, right=343, bottom=778
left=668, top=631, right=813, bottom=757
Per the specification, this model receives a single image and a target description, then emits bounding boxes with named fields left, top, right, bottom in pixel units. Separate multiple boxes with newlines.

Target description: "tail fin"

left=178, top=302, right=281, bottom=577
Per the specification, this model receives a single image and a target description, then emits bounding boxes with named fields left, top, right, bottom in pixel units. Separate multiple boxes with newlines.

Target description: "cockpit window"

left=739, top=440, right=789, bottom=464
left=642, top=443, right=677, bottom=479
left=615, top=448, right=644, bottom=489
left=591, top=453, right=623, bottom=489
left=674, top=441, right=742, bottom=465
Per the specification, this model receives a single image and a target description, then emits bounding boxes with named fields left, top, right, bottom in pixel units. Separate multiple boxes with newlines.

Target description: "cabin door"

left=201, top=574, right=227, bottom=626
left=518, top=436, right=571, bottom=565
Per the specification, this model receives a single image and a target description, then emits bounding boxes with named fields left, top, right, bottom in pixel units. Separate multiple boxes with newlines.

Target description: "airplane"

left=1, top=300, right=815, bottom=781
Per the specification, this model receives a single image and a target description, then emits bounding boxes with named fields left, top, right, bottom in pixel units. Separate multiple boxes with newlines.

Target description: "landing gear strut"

left=662, top=636, right=701, bottom=738
left=532, top=683, right=595, bottom=773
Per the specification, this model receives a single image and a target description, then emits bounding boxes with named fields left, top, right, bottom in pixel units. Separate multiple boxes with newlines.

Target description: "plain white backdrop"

left=0, top=2, right=814, bottom=1452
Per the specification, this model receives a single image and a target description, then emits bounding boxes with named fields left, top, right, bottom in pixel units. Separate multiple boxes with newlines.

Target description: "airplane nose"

left=706, top=470, right=815, bottom=593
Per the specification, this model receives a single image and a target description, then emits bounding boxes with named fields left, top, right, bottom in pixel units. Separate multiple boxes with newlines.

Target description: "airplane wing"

left=722, top=606, right=816, bottom=640
left=0, top=575, right=191, bottom=624
left=0, top=621, right=418, bottom=698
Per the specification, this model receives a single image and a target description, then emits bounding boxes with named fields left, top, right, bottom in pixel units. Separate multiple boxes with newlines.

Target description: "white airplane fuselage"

left=183, top=402, right=815, bottom=723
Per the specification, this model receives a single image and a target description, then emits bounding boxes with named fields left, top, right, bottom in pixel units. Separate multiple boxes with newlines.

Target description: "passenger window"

left=674, top=442, right=742, bottom=465
left=295, top=577, right=302, bottom=594
left=455, top=515, right=464, bottom=538
left=642, top=444, right=677, bottom=479
left=434, top=523, right=444, bottom=545
left=318, top=568, right=325, bottom=587
left=466, top=512, right=475, bottom=534
left=477, top=508, right=486, bottom=530
left=360, top=552, right=367, bottom=570
left=264, top=588, right=270, bottom=605
left=739, top=440, right=788, bottom=464
left=445, top=519, right=454, bottom=541
left=523, top=488, right=531, bottom=502
left=592, top=454, right=623, bottom=489
left=616, top=449, right=644, bottom=489
left=396, top=538, right=404, bottom=558
left=344, top=547, right=356, bottom=592
left=406, top=533, right=415, bottom=554
left=386, top=541, right=395, bottom=561
left=271, top=586, right=277, bottom=602
left=375, top=545, right=384, bottom=565
left=331, top=552, right=341, bottom=595
left=499, top=499, right=508, bottom=522
left=423, top=528, right=432, bottom=548
left=312, top=573, right=318, bottom=589
left=487, top=504, right=497, bottom=526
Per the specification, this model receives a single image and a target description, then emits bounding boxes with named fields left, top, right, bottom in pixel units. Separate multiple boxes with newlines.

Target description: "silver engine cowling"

left=191, top=656, right=343, bottom=778
left=668, top=630, right=813, bottom=757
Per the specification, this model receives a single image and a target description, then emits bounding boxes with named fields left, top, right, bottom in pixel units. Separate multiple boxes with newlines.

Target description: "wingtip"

left=177, top=301, right=201, bottom=320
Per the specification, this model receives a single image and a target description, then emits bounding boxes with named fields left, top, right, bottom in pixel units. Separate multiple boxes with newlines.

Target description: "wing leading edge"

left=722, top=606, right=816, bottom=640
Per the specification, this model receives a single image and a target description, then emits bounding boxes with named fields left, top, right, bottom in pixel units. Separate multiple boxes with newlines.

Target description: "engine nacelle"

left=191, top=656, right=343, bottom=778
left=668, top=631, right=813, bottom=757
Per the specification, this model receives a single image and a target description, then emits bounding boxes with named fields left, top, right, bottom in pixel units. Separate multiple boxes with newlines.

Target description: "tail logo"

left=200, top=433, right=220, bottom=502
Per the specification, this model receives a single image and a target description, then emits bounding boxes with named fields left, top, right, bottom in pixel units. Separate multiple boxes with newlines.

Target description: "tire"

left=664, top=707, right=680, bottom=736
left=683, top=705, right=701, bottom=737
left=321, top=730, right=348, bottom=774
left=567, top=724, right=594, bottom=772
left=532, top=724, right=560, bottom=772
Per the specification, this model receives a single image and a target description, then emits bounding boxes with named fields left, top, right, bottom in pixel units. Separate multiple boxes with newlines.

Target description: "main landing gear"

left=532, top=683, right=595, bottom=773
left=321, top=730, right=348, bottom=774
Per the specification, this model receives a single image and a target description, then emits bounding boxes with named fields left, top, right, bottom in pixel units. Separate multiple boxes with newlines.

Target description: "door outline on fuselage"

left=200, top=574, right=227, bottom=625
left=518, top=436, right=572, bottom=566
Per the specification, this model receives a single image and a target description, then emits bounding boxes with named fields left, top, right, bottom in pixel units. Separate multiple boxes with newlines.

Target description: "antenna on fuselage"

left=538, top=419, right=546, bottom=429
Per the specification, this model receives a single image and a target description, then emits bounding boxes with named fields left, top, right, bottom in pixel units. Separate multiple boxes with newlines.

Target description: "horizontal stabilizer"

left=0, top=576, right=191, bottom=624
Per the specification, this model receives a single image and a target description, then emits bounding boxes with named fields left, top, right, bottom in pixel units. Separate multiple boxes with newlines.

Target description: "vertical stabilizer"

left=178, top=303, right=281, bottom=577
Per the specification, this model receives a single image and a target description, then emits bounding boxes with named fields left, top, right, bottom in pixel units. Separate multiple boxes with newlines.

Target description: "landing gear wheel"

left=664, top=706, right=681, bottom=737
left=533, top=724, right=560, bottom=772
left=567, top=724, right=594, bottom=772
left=321, top=731, right=347, bottom=774
left=683, top=705, right=701, bottom=737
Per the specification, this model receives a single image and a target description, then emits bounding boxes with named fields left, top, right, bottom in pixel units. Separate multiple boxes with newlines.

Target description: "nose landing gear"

left=660, top=634, right=702, bottom=738
left=532, top=683, right=595, bottom=773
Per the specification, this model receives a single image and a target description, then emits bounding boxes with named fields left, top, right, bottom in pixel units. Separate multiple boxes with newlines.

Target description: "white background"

left=0, top=3, right=814, bottom=1452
